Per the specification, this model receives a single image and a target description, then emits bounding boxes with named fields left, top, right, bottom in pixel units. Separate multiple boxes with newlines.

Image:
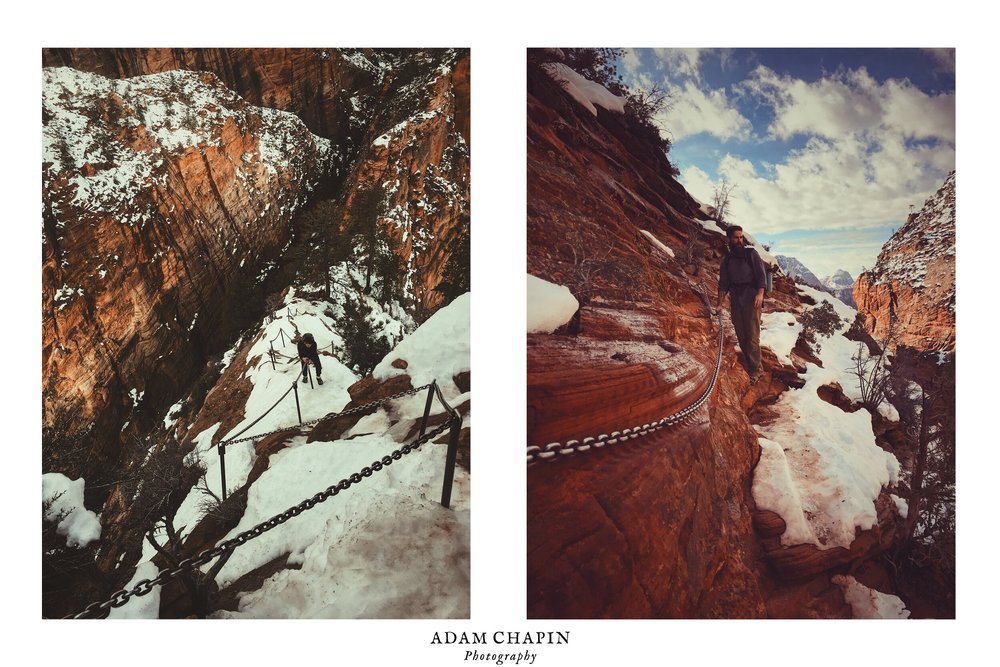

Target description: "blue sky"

left=616, top=48, right=955, bottom=278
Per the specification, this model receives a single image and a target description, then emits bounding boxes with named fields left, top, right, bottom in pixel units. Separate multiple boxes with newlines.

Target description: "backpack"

left=726, top=247, right=772, bottom=295
left=748, top=248, right=776, bottom=296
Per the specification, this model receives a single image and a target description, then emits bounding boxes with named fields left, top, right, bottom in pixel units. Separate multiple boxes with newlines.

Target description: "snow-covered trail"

left=753, top=285, right=902, bottom=552
left=99, top=292, right=471, bottom=619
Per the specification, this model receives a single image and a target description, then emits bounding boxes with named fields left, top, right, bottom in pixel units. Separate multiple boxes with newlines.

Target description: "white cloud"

left=652, top=48, right=705, bottom=80
left=651, top=53, right=953, bottom=274
left=717, top=48, right=737, bottom=72
left=683, top=161, right=893, bottom=276
left=738, top=65, right=955, bottom=143
left=881, top=78, right=956, bottom=143
left=616, top=49, right=752, bottom=142
left=621, top=48, right=642, bottom=78
left=680, top=165, right=716, bottom=204
left=659, top=80, right=752, bottom=141
left=669, top=63, right=956, bottom=248
left=681, top=137, right=954, bottom=240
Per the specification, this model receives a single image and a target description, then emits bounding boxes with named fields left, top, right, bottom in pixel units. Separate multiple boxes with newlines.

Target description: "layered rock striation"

left=527, top=54, right=798, bottom=618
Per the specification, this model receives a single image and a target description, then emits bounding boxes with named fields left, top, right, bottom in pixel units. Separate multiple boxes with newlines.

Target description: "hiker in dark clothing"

left=297, top=332, right=323, bottom=385
left=717, top=225, right=767, bottom=385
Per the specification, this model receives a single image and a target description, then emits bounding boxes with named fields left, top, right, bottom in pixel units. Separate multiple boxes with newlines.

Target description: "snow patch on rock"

left=527, top=274, right=579, bottom=334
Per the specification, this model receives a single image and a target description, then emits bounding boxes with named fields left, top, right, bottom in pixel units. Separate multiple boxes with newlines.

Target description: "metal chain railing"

left=526, top=309, right=724, bottom=465
left=268, top=327, right=293, bottom=348
left=220, top=384, right=432, bottom=448
left=68, top=418, right=452, bottom=619
left=214, top=383, right=434, bottom=501
left=219, top=383, right=297, bottom=446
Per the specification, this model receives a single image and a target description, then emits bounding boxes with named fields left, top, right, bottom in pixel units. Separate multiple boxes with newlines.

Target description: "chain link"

left=527, top=311, right=724, bottom=465
left=68, top=417, right=452, bottom=619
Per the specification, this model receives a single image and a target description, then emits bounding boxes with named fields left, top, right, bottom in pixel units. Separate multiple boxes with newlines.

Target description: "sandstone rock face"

left=42, top=50, right=469, bottom=480
left=43, top=48, right=471, bottom=315
left=351, top=52, right=470, bottom=313
left=525, top=55, right=810, bottom=618
left=752, top=491, right=900, bottom=581
left=42, top=67, right=331, bottom=469
left=853, top=172, right=955, bottom=353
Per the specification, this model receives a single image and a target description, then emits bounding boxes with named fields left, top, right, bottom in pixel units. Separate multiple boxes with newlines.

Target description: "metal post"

left=307, top=363, right=314, bottom=389
left=418, top=381, right=436, bottom=439
left=269, top=343, right=276, bottom=370
left=218, top=442, right=228, bottom=502
left=280, top=329, right=287, bottom=347
left=440, top=414, right=462, bottom=509
left=293, top=381, right=302, bottom=425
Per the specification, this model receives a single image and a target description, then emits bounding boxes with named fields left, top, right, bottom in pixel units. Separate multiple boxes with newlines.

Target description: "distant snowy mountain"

left=822, top=269, right=857, bottom=308
left=774, top=256, right=856, bottom=308
left=823, top=269, right=854, bottom=291
left=775, top=255, right=825, bottom=290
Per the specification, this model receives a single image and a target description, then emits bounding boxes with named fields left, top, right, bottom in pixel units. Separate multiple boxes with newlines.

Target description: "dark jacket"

left=719, top=247, right=766, bottom=308
left=297, top=339, right=322, bottom=368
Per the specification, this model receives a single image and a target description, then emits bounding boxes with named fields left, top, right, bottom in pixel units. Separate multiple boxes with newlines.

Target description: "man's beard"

left=730, top=243, right=746, bottom=255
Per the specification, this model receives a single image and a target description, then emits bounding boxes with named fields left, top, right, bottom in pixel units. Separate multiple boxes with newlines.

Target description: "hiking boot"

left=317, top=376, right=323, bottom=385
left=749, top=371, right=764, bottom=386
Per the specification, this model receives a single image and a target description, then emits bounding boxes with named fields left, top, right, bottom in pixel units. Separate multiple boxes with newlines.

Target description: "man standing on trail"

left=717, top=225, right=766, bottom=385
left=297, top=332, right=324, bottom=385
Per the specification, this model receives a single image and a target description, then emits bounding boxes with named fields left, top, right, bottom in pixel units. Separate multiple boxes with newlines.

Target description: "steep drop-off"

left=43, top=67, right=331, bottom=476
left=42, top=49, right=470, bottom=492
left=851, top=172, right=956, bottom=617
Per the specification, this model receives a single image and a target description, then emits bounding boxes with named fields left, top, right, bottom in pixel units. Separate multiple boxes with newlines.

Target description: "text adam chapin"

left=430, top=631, right=570, bottom=665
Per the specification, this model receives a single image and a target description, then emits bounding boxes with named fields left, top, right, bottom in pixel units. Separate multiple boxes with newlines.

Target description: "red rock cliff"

left=42, top=66, right=331, bottom=473
left=526, top=55, right=810, bottom=618
left=349, top=52, right=470, bottom=313
left=42, top=48, right=471, bottom=314
left=853, top=172, right=955, bottom=354
left=42, top=51, right=469, bottom=480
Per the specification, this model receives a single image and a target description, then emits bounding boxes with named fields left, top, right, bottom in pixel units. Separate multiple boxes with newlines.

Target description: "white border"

left=9, top=1, right=991, bottom=663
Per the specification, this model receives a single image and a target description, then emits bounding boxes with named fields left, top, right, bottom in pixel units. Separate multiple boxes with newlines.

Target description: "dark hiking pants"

left=301, top=354, right=322, bottom=378
left=731, top=302, right=762, bottom=375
